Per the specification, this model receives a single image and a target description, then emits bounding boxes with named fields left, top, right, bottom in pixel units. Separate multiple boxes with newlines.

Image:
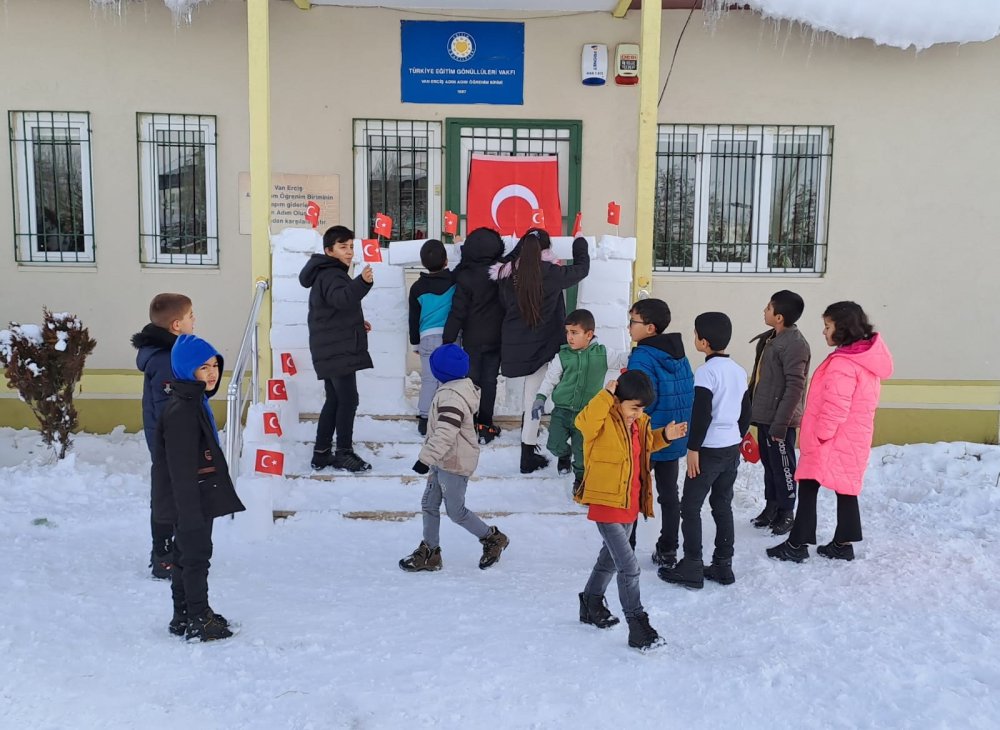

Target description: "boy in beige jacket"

left=399, top=344, right=510, bottom=572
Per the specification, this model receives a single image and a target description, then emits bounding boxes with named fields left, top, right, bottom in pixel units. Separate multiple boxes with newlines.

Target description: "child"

left=151, top=334, right=245, bottom=641
left=575, top=371, right=687, bottom=652
left=747, top=290, right=811, bottom=535
left=131, top=292, right=196, bottom=579
left=443, top=227, right=506, bottom=445
left=531, top=309, right=628, bottom=493
left=625, top=298, right=694, bottom=568
left=408, top=239, right=455, bottom=436
left=399, top=343, right=510, bottom=572
left=767, top=302, right=893, bottom=563
left=659, top=313, right=750, bottom=590
left=299, top=225, right=374, bottom=473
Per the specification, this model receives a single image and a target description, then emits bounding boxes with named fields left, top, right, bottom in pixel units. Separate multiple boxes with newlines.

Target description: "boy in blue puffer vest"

left=626, top=298, right=694, bottom=566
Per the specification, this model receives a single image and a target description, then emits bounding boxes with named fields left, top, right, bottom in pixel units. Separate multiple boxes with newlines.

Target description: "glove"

left=530, top=396, right=546, bottom=421
left=412, top=460, right=429, bottom=475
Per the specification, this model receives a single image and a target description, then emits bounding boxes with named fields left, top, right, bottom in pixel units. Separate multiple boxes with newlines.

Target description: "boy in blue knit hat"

left=399, top=343, right=510, bottom=572
left=151, top=334, right=245, bottom=641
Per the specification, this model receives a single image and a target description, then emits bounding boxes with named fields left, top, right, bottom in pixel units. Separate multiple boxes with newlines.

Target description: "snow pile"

left=722, top=0, right=1000, bottom=51
left=90, top=0, right=209, bottom=20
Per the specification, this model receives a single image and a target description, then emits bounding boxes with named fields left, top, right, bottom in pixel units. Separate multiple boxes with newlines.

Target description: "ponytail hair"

left=822, top=301, right=875, bottom=346
left=513, top=230, right=545, bottom=328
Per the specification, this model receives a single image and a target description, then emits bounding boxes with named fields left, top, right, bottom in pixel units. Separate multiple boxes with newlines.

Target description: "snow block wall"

left=268, top=228, right=636, bottom=418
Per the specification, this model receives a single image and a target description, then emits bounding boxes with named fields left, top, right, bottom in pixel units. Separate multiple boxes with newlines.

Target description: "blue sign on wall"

left=401, top=21, right=524, bottom=105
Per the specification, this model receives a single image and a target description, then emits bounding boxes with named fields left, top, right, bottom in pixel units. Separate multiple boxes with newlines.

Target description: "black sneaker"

left=703, top=558, right=736, bottom=585
left=150, top=549, right=173, bottom=580
left=185, top=609, right=233, bottom=642
left=170, top=607, right=229, bottom=636
left=626, top=612, right=666, bottom=652
left=657, top=557, right=704, bottom=590
left=766, top=539, right=809, bottom=562
left=752, top=502, right=778, bottom=528
left=399, top=541, right=442, bottom=572
left=578, top=592, right=620, bottom=629
left=311, top=448, right=334, bottom=470
left=476, top=423, right=501, bottom=445
left=478, top=526, right=509, bottom=569
left=417, top=417, right=428, bottom=436
left=817, top=541, right=855, bottom=561
left=331, top=449, right=372, bottom=473
left=651, top=547, right=677, bottom=569
left=769, top=510, right=795, bottom=536
left=557, top=455, right=572, bottom=475
left=520, top=443, right=549, bottom=474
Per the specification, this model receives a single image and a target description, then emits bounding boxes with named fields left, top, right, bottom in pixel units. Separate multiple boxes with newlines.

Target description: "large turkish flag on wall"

left=466, top=154, right=563, bottom=237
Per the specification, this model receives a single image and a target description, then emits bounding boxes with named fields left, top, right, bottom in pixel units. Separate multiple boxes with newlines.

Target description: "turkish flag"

left=304, top=201, right=320, bottom=229
left=373, top=213, right=393, bottom=239
left=466, top=154, right=563, bottom=238
left=443, top=210, right=458, bottom=235
left=740, top=432, right=760, bottom=464
left=571, top=211, right=582, bottom=237
left=607, top=201, right=621, bottom=226
left=361, top=239, right=383, bottom=263
left=280, top=352, right=297, bottom=376
left=254, top=448, right=284, bottom=476
left=267, top=379, right=288, bottom=401
left=263, top=411, right=283, bottom=437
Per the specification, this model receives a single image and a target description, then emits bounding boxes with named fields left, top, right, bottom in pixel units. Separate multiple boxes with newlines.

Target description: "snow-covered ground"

left=1, top=423, right=999, bottom=729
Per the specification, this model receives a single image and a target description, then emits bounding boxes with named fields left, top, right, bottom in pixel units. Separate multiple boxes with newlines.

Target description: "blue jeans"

left=584, top=521, right=643, bottom=619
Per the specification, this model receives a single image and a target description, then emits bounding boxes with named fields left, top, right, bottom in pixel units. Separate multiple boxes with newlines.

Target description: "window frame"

left=137, top=112, right=219, bottom=267
left=9, top=111, right=95, bottom=264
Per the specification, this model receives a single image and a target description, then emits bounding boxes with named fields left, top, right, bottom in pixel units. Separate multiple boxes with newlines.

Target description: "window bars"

left=655, top=124, right=833, bottom=274
left=9, top=111, right=95, bottom=264
left=137, top=113, right=218, bottom=266
left=354, top=120, right=442, bottom=241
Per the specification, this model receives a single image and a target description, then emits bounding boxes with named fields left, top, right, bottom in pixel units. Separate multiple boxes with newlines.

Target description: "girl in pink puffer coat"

left=767, top=302, right=893, bottom=563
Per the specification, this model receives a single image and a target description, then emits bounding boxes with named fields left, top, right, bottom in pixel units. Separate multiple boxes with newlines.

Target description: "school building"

left=1, top=0, right=998, bottom=445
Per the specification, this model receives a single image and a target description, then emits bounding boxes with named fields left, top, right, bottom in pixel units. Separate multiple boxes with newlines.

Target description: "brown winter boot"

left=399, top=542, right=442, bottom=572
left=478, top=526, right=509, bottom=569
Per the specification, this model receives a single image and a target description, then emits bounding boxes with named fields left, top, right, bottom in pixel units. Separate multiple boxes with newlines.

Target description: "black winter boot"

left=417, top=417, right=428, bottom=436
left=332, top=448, right=372, bottom=473
left=169, top=607, right=229, bottom=637
left=557, top=455, right=572, bottom=475
left=478, top=526, right=509, bottom=569
left=578, top=592, right=620, bottom=629
left=311, top=448, right=334, bottom=470
left=817, top=541, right=855, bottom=561
left=626, top=612, right=666, bottom=652
left=476, top=423, right=501, bottom=445
left=704, top=557, right=736, bottom=585
left=752, top=501, right=778, bottom=528
left=520, top=443, right=549, bottom=474
left=150, top=546, right=174, bottom=580
left=769, top=509, right=795, bottom=536
left=185, top=609, right=233, bottom=642
left=651, top=547, right=677, bottom=569
left=766, top=539, right=809, bottom=562
left=658, top=557, right=704, bottom=589
left=399, top=541, right=442, bottom=572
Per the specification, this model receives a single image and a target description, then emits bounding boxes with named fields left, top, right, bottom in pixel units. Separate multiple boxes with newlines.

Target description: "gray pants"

left=417, top=334, right=444, bottom=418
left=421, top=465, right=490, bottom=548
left=584, top=521, right=644, bottom=619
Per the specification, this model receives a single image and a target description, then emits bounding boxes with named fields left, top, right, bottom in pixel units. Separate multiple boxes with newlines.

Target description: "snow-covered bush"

left=0, top=309, right=97, bottom=459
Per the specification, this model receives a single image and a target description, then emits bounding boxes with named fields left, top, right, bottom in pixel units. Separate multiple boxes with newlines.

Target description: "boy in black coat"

left=443, top=227, right=505, bottom=444
left=299, top=225, right=374, bottom=472
left=152, top=334, right=245, bottom=641
left=130, top=292, right=196, bottom=579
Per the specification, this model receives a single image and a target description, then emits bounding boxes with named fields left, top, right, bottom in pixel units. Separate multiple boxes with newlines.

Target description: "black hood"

left=299, top=253, right=348, bottom=288
left=131, top=323, right=176, bottom=352
left=636, top=332, right=686, bottom=359
left=456, top=228, right=504, bottom=270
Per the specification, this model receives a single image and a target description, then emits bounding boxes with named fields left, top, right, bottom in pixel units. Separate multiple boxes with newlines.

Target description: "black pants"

left=757, top=423, right=798, bottom=512
left=316, top=373, right=359, bottom=451
left=466, top=346, right=501, bottom=426
left=789, top=479, right=863, bottom=544
left=171, top=520, right=214, bottom=618
left=680, top=445, right=740, bottom=561
left=150, top=513, right=174, bottom=554
left=628, top=460, right=681, bottom=553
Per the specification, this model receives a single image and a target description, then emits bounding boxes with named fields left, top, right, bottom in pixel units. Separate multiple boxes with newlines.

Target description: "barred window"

left=137, top=113, right=218, bottom=266
left=9, top=111, right=95, bottom=264
left=655, top=125, right=832, bottom=274
left=354, top=120, right=442, bottom=241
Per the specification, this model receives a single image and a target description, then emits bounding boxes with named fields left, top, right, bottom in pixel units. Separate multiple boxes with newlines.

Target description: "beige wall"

left=1, top=0, right=999, bottom=387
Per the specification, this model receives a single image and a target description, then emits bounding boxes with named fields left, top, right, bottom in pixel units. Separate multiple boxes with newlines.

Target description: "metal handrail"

left=224, top=278, right=269, bottom=480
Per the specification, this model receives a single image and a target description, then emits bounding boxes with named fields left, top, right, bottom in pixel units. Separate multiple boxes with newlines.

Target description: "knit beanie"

left=429, top=343, right=470, bottom=383
left=694, top=312, right=733, bottom=351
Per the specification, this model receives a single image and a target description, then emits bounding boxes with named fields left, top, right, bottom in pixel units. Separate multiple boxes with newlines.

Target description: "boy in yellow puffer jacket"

left=574, top=370, right=687, bottom=652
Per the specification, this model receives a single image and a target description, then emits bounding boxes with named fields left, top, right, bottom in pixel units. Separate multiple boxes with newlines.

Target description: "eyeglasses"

left=628, top=319, right=646, bottom=327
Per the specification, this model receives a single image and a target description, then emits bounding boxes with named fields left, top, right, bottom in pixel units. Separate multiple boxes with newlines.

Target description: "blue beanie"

left=429, top=343, right=470, bottom=383
left=171, top=334, right=222, bottom=383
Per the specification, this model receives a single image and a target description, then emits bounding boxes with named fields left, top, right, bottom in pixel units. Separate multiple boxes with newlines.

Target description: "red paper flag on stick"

left=740, top=432, right=761, bottom=464
left=263, top=411, right=283, bottom=438
left=373, top=213, right=393, bottom=239
left=267, top=379, right=288, bottom=401
left=254, top=448, right=284, bottom=476
left=571, top=211, right=582, bottom=237
left=361, top=239, right=383, bottom=263
left=304, top=201, right=321, bottom=228
left=443, top=210, right=458, bottom=235
left=607, top=201, right=621, bottom=226
left=280, top=352, right=297, bottom=376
